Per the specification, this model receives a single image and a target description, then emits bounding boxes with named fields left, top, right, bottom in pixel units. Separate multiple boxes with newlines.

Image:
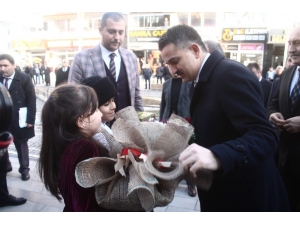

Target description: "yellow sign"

left=270, top=35, right=286, bottom=43
left=129, top=30, right=167, bottom=38
left=222, top=28, right=267, bottom=42
left=11, top=40, right=45, bottom=50
left=33, top=57, right=42, bottom=63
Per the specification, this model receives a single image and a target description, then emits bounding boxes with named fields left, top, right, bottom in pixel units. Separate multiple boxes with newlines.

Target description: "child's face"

left=99, top=98, right=116, bottom=123
left=81, top=108, right=102, bottom=135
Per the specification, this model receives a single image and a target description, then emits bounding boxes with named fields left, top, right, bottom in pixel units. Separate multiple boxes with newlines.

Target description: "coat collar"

left=8, top=70, right=21, bottom=92
left=0, top=70, right=21, bottom=92
left=190, top=50, right=225, bottom=116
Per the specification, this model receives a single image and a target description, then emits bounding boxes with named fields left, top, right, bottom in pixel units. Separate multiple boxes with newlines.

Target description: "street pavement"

left=3, top=75, right=200, bottom=212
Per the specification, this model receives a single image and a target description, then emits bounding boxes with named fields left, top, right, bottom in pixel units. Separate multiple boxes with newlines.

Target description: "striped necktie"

left=290, top=68, right=300, bottom=111
left=109, top=53, right=116, bottom=80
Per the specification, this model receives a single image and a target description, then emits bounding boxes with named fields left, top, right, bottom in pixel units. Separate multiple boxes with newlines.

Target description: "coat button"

left=244, top=156, right=248, bottom=164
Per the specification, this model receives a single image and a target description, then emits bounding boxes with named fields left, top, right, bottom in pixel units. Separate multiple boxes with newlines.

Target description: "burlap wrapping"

left=75, top=106, right=195, bottom=211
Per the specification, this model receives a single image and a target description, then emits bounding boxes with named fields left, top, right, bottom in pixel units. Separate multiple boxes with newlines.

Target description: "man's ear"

left=76, top=116, right=85, bottom=129
left=190, top=43, right=201, bottom=58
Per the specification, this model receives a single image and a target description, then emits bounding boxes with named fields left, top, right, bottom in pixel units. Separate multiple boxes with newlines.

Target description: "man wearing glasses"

left=55, top=59, right=70, bottom=87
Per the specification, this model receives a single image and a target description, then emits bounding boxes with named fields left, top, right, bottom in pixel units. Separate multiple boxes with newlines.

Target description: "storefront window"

left=130, top=14, right=170, bottom=28
left=54, top=20, right=66, bottom=32
left=204, top=12, right=216, bottom=27
left=240, top=53, right=263, bottom=67
left=177, top=12, right=188, bottom=25
left=191, top=12, right=202, bottom=27
left=224, top=12, right=236, bottom=27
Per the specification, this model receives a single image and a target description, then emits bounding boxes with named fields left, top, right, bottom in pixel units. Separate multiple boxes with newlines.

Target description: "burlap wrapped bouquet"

left=75, top=106, right=195, bottom=211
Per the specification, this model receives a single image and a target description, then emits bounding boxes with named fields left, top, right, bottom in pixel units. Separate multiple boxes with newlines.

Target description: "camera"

left=0, top=82, right=13, bottom=159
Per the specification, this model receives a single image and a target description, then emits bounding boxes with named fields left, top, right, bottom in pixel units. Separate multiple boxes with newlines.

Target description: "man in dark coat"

left=0, top=83, right=27, bottom=207
left=247, top=62, right=272, bottom=108
left=0, top=54, right=36, bottom=181
left=268, top=26, right=300, bottom=211
left=158, top=25, right=289, bottom=212
left=55, top=59, right=69, bottom=87
left=42, top=62, right=51, bottom=86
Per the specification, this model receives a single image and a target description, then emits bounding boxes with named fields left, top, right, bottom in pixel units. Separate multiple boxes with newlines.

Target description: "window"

left=204, top=12, right=216, bottom=27
left=54, top=20, right=66, bottom=32
left=191, top=12, right=202, bottom=27
left=130, top=14, right=170, bottom=28
left=177, top=12, right=188, bottom=25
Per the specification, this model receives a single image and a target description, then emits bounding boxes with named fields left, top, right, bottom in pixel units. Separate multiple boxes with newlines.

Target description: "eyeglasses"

left=62, top=62, right=66, bottom=63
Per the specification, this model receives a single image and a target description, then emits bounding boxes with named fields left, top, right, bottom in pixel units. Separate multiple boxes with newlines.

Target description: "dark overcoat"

left=260, top=78, right=272, bottom=108
left=191, top=50, right=289, bottom=211
left=268, top=65, right=300, bottom=171
left=0, top=70, right=36, bottom=142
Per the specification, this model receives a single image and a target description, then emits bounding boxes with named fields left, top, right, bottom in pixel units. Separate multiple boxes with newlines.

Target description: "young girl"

left=80, top=76, right=117, bottom=151
left=38, top=83, right=112, bottom=212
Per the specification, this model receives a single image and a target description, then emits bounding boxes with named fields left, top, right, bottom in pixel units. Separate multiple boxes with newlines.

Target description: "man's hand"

left=179, top=143, right=221, bottom=178
left=26, top=124, right=33, bottom=128
left=269, top=113, right=285, bottom=131
left=283, top=116, right=300, bottom=133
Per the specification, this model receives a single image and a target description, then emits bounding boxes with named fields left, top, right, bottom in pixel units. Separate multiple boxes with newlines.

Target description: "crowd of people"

left=1, top=12, right=300, bottom=212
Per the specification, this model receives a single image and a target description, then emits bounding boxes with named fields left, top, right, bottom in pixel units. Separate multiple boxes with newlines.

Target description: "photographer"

left=0, top=54, right=36, bottom=182
left=0, top=82, right=27, bottom=207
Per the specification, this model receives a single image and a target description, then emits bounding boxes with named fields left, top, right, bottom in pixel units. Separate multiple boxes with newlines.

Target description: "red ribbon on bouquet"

left=121, top=148, right=145, bottom=157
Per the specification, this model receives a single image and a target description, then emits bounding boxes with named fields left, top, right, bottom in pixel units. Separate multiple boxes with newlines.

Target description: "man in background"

left=0, top=54, right=36, bottom=182
left=68, top=12, right=143, bottom=112
left=247, top=62, right=272, bottom=109
left=55, top=59, right=70, bottom=87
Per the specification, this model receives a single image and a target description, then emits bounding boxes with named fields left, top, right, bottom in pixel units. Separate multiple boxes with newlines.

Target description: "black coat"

left=191, top=50, right=289, bottom=211
left=268, top=65, right=300, bottom=171
left=55, top=67, right=70, bottom=87
left=260, top=78, right=272, bottom=108
left=0, top=70, right=36, bottom=142
left=42, top=66, right=51, bottom=83
left=142, top=68, right=152, bottom=80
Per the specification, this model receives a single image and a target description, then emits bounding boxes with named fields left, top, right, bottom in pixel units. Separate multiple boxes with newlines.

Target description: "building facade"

left=2, top=12, right=300, bottom=75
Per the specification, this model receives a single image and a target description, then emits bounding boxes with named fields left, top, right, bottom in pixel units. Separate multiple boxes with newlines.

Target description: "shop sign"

left=241, top=44, right=264, bottom=51
left=73, top=40, right=99, bottom=47
left=129, top=30, right=167, bottom=38
left=47, top=41, right=72, bottom=48
left=11, top=40, right=46, bottom=50
left=222, top=44, right=239, bottom=51
left=269, top=35, right=286, bottom=43
left=222, top=28, right=268, bottom=43
left=129, top=30, right=167, bottom=42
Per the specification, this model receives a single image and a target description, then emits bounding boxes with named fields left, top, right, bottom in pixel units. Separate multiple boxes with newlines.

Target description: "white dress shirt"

left=290, top=66, right=300, bottom=96
left=100, top=44, right=121, bottom=81
left=2, top=72, right=15, bottom=89
left=194, top=53, right=211, bottom=87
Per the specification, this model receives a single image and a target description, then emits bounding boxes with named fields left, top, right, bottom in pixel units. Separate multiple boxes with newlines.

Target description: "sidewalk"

left=3, top=75, right=201, bottom=212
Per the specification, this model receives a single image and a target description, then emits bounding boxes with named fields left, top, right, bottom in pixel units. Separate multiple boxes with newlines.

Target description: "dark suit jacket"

left=160, top=79, right=192, bottom=121
left=42, top=66, right=51, bottom=83
left=191, top=50, right=289, bottom=211
left=267, top=77, right=280, bottom=108
left=260, top=78, right=272, bottom=108
left=0, top=70, right=36, bottom=142
left=267, top=65, right=300, bottom=171
left=55, top=67, right=69, bottom=87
